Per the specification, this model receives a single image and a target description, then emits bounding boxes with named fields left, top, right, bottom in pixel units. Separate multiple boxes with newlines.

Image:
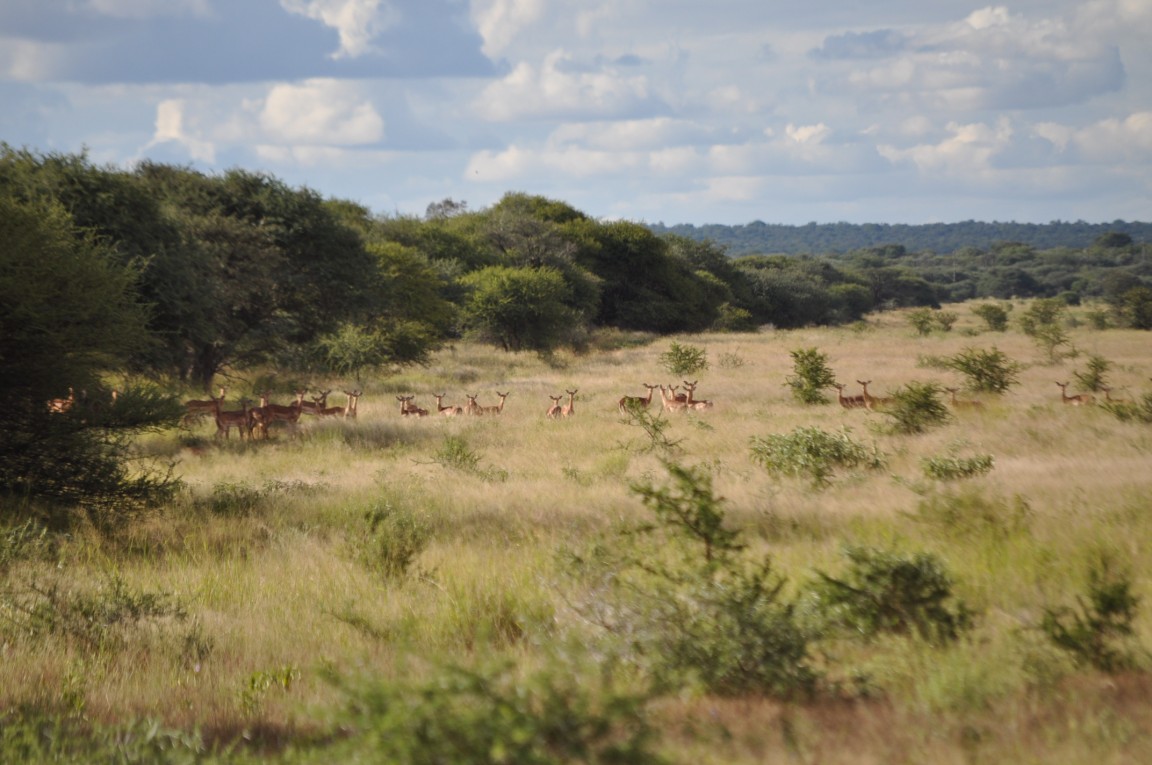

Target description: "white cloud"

left=259, top=80, right=385, bottom=145
left=280, top=0, right=400, bottom=59
left=474, top=49, right=660, bottom=121
left=1037, top=112, right=1152, bottom=163
left=879, top=118, right=1015, bottom=175
left=471, top=0, right=544, bottom=58
left=145, top=98, right=216, bottom=162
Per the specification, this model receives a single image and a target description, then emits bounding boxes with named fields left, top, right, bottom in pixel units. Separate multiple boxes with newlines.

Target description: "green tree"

left=971, top=302, right=1011, bottom=332
left=0, top=194, right=180, bottom=520
left=1119, top=286, right=1152, bottom=330
left=459, top=265, right=581, bottom=353
left=1018, top=298, right=1071, bottom=363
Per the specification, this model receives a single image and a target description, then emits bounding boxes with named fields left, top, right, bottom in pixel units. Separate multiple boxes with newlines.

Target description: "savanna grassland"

left=3, top=303, right=1152, bottom=763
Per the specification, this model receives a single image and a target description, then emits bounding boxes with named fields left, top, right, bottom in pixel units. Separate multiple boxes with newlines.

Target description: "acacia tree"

left=459, top=265, right=582, bottom=353
left=0, top=194, right=181, bottom=522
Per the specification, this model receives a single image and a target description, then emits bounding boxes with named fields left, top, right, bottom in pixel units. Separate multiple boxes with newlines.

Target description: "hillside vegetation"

left=2, top=307, right=1151, bottom=763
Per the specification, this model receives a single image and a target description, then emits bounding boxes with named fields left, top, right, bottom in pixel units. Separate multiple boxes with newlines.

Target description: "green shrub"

left=328, top=659, right=664, bottom=765
left=972, top=303, right=1011, bottom=332
left=618, top=406, right=684, bottom=456
left=921, top=452, right=995, bottom=481
left=807, top=547, right=974, bottom=645
left=0, top=519, right=50, bottom=574
left=907, top=308, right=936, bottom=336
left=750, top=427, right=884, bottom=488
left=1041, top=556, right=1143, bottom=672
left=785, top=347, right=836, bottom=405
left=659, top=342, right=709, bottom=377
left=944, top=346, right=1022, bottom=394
left=1073, top=353, right=1111, bottom=393
left=352, top=503, right=432, bottom=579
left=429, top=436, right=508, bottom=482
left=1102, top=393, right=1152, bottom=424
left=882, top=381, right=951, bottom=435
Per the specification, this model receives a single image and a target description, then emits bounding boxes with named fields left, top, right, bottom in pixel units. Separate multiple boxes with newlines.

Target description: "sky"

left=1, top=0, right=1150, bottom=226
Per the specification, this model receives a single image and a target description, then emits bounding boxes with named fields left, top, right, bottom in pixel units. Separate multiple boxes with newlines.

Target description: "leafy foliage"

left=944, top=347, right=1022, bottom=394
left=785, top=347, right=836, bottom=405
left=750, top=427, right=884, bottom=488
left=460, top=265, right=582, bottom=353
left=971, top=302, right=1011, bottom=332
left=808, top=547, right=974, bottom=645
left=1041, top=556, right=1144, bottom=672
left=659, top=342, right=709, bottom=377
left=882, top=381, right=951, bottom=435
left=922, top=452, right=995, bottom=481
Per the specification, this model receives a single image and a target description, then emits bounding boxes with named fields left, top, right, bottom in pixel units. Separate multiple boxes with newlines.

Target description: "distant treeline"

left=647, top=220, right=1152, bottom=256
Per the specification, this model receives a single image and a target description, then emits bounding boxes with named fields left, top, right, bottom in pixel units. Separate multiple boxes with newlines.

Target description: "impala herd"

left=165, top=373, right=1147, bottom=441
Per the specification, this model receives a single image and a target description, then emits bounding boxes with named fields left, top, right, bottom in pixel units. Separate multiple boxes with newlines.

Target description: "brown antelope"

left=464, top=394, right=483, bottom=416
left=546, top=395, right=564, bottom=419
left=857, top=380, right=891, bottom=410
left=300, top=389, right=332, bottom=416
left=1055, top=382, right=1094, bottom=406
left=480, top=392, right=510, bottom=415
left=433, top=393, right=463, bottom=417
left=669, top=383, right=689, bottom=403
left=47, top=387, right=76, bottom=414
left=944, top=387, right=983, bottom=409
left=317, top=389, right=359, bottom=418
left=183, top=386, right=227, bottom=422
left=658, top=385, right=688, bottom=413
left=398, top=395, right=429, bottom=417
left=213, top=397, right=251, bottom=440
left=561, top=389, right=578, bottom=418
left=250, top=390, right=306, bottom=438
left=1100, top=386, right=1128, bottom=404
left=833, top=382, right=868, bottom=409
left=343, top=390, right=361, bottom=419
left=681, top=380, right=713, bottom=410
left=618, top=383, right=658, bottom=414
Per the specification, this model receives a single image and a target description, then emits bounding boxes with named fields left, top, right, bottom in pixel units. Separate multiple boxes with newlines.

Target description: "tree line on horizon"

left=649, top=218, right=1152, bottom=256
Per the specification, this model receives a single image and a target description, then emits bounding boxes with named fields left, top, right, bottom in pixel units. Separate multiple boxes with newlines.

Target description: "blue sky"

left=2, top=0, right=1149, bottom=225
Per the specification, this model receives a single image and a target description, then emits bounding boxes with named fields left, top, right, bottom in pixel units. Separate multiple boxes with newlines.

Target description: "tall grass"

left=2, top=302, right=1151, bottom=762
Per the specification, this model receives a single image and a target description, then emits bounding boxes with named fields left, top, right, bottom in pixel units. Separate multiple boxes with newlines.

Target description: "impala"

left=317, top=389, right=358, bottom=418
left=213, top=397, right=252, bottom=440
left=433, top=393, right=463, bottom=417
left=398, top=395, right=429, bottom=417
left=546, top=395, right=564, bottom=419
left=681, top=381, right=713, bottom=410
left=833, top=383, right=868, bottom=409
left=1055, top=381, right=1094, bottom=406
left=618, top=383, right=658, bottom=414
left=857, top=380, right=891, bottom=410
left=250, top=390, right=306, bottom=438
left=944, top=387, right=983, bottom=409
left=47, top=387, right=75, bottom=414
left=342, top=390, right=362, bottom=419
left=658, top=385, right=688, bottom=413
left=561, top=389, right=578, bottom=418
left=300, top=389, right=332, bottom=416
left=464, top=394, right=483, bottom=416
left=479, top=392, right=509, bottom=415
left=1100, top=386, right=1128, bottom=404
left=183, top=386, right=227, bottom=421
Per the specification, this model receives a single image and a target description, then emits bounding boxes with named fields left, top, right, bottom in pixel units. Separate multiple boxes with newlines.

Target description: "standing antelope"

left=1055, top=382, right=1094, bottom=406
left=213, top=397, right=251, bottom=440
left=833, top=383, right=868, bottom=409
left=618, top=383, right=658, bottom=414
left=183, top=386, right=227, bottom=422
left=433, top=393, right=463, bottom=416
left=658, top=385, right=688, bottom=413
left=944, top=387, right=983, bottom=409
left=561, top=389, right=578, bottom=418
left=546, top=395, right=564, bottom=419
left=342, top=390, right=361, bottom=419
left=464, top=394, right=482, bottom=416
left=250, top=390, right=306, bottom=438
left=1100, top=386, right=1128, bottom=404
left=300, top=389, right=332, bottom=416
left=857, top=380, right=891, bottom=410
left=480, top=392, right=510, bottom=415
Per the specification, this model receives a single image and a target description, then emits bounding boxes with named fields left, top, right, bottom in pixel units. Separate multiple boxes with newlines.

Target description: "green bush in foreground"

left=785, top=347, right=835, bottom=405
left=808, top=547, right=974, bottom=645
left=882, top=381, right=951, bottom=435
left=1041, top=556, right=1144, bottom=672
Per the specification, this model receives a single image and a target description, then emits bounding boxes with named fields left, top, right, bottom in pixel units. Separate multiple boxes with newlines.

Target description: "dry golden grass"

left=3, top=301, right=1151, bottom=761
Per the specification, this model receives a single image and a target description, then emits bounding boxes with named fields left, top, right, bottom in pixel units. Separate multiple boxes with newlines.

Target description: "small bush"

left=1073, top=354, right=1111, bottom=393
left=0, top=519, right=50, bottom=574
left=1103, top=393, right=1152, bottom=424
left=807, top=547, right=974, bottom=645
left=352, top=503, right=432, bottom=579
left=882, top=381, right=951, bottom=435
left=908, top=308, right=937, bottom=336
left=659, top=342, right=709, bottom=377
left=921, top=452, right=995, bottom=481
left=328, top=659, right=665, bottom=765
left=1041, top=556, right=1143, bottom=672
left=785, top=347, right=836, bottom=405
left=750, top=427, right=884, bottom=488
left=971, top=303, right=1011, bottom=332
left=429, top=436, right=508, bottom=482
left=944, top=346, right=1022, bottom=394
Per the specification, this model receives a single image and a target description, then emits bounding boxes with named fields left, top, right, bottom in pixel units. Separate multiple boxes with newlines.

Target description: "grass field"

left=3, top=303, right=1151, bottom=763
